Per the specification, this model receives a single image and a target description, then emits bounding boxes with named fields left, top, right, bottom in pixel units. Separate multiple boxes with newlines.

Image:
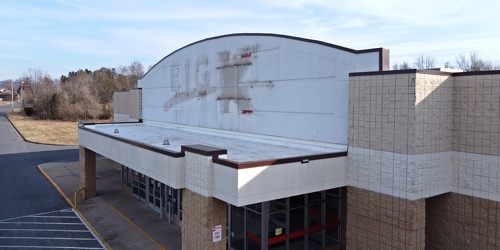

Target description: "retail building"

left=78, top=33, right=500, bottom=249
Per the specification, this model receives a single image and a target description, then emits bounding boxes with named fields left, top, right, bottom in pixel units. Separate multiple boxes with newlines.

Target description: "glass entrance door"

left=132, top=170, right=140, bottom=199
left=166, top=186, right=173, bottom=223
left=148, top=178, right=163, bottom=212
left=137, top=173, right=146, bottom=202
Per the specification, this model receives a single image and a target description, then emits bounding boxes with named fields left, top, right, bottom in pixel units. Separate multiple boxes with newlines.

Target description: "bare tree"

left=31, top=77, right=59, bottom=119
left=128, top=60, right=144, bottom=82
left=21, top=60, right=145, bottom=121
left=22, top=67, right=48, bottom=85
left=392, top=61, right=411, bottom=70
left=456, top=51, right=499, bottom=71
left=443, top=61, right=454, bottom=69
left=413, top=55, right=436, bottom=69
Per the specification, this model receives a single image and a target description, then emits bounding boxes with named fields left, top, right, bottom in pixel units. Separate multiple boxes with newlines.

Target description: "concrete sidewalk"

left=38, top=158, right=182, bottom=250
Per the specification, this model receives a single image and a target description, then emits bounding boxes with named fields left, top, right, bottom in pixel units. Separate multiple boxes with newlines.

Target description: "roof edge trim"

left=212, top=151, right=348, bottom=169
left=142, top=33, right=385, bottom=78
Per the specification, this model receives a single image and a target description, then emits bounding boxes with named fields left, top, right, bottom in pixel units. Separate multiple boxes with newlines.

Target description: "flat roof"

left=80, top=122, right=347, bottom=165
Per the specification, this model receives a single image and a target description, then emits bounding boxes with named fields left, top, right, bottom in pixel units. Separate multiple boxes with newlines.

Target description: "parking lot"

left=0, top=208, right=106, bottom=249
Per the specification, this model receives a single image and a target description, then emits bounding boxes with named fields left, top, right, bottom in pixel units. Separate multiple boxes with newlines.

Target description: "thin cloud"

left=1, top=0, right=499, bottom=80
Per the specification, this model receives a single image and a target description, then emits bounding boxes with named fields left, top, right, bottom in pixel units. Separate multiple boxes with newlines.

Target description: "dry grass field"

left=6, top=108, right=79, bottom=145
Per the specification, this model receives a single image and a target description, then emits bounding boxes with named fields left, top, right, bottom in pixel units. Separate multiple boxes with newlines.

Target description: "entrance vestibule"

left=121, top=166, right=182, bottom=226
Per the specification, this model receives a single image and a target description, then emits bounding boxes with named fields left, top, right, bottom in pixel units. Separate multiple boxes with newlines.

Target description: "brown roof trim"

left=79, top=123, right=347, bottom=169
left=79, top=125, right=184, bottom=158
left=350, top=69, right=500, bottom=77
left=143, top=33, right=386, bottom=78
left=79, top=120, right=143, bottom=127
left=113, top=88, right=142, bottom=93
left=212, top=151, right=348, bottom=169
left=181, top=144, right=227, bottom=156
left=349, top=69, right=454, bottom=77
left=451, top=70, right=500, bottom=76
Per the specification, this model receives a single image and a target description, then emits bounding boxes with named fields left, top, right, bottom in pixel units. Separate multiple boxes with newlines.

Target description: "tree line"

left=16, top=60, right=144, bottom=121
left=392, top=51, right=500, bottom=71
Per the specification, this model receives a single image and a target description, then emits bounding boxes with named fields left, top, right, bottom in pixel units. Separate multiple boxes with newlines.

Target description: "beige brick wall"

left=113, top=91, right=129, bottom=115
left=346, top=186, right=425, bottom=249
left=426, top=192, right=500, bottom=250
left=185, top=152, right=214, bottom=197
left=349, top=73, right=416, bottom=154
left=182, top=189, right=227, bottom=250
left=128, top=89, right=142, bottom=119
left=450, top=74, right=500, bottom=201
left=348, top=72, right=453, bottom=200
left=414, top=73, right=453, bottom=154
left=349, top=72, right=453, bottom=155
left=452, top=74, right=500, bottom=156
left=348, top=71, right=500, bottom=249
left=113, top=89, right=142, bottom=122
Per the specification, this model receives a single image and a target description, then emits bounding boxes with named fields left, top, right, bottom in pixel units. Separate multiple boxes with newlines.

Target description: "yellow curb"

left=38, top=165, right=112, bottom=250
left=81, top=203, right=167, bottom=250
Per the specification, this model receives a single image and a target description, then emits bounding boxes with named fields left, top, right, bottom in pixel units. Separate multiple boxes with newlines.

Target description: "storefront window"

left=268, top=211, right=287, bottom=249
left=270, top=199, right=287, bottom=212
left=230, top=205, right=245, bottom=249
left=325, top=199, right=341, bottom=246
left=246, top=208, right=261, bottom=250
left=308, top=192, right=322, bottom=204
left=228, top=187, right=344, bottom=250
left=289, top=207, right=305, bottom=250
left=307, top=203, right=323, bottom=249
left=290, top=195, right=304, bottom=209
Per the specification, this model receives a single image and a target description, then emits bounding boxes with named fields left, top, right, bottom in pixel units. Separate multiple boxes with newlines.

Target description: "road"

left=0, top=104, right=105, bottom=248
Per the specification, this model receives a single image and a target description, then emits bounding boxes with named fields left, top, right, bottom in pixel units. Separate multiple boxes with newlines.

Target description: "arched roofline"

left=142, top=33, right=387, bottom=79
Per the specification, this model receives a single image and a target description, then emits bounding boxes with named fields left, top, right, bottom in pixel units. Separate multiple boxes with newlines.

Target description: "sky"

left=1, top=0, right=499, bottom=81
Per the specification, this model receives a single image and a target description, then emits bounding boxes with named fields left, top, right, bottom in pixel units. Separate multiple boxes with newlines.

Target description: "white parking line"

left=0, top=209, right=74, bottom=222
left=0, top=247, right=105, bottom=249
left=28, top=215, right=78, bottom=219
left=0, top=222, right=84, bottom=225
left=0, top=208, right=107, bottom=250
left=0, top=229, right=88, bottom=232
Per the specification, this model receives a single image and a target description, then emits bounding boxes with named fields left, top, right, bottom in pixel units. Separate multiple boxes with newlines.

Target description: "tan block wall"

left=128, top=89, right=142, bottom=119
left=113, top=91, right=129, bottom=115
left=349, top=72, right=453, bottom=155
left=414, top=73, right=453, bottom=154
left=348, top=72, right=454, bottom=200
left=113, top=89, right=142, bottom=121
left=426, top=192, right=500, bottom=249
left=346, top=186, right=425, bottom=249
left=348, top=74, right=415, bottom=153
left=452, top=74, right=500, bottom=156
left=182, top=189, right=227, bottom=250
left=349, top=73, right=416, bottom=154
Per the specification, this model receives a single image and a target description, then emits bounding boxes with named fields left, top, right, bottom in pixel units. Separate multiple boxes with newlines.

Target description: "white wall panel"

left=139, top=35, right=383, bottom=145
left=212, top=156, right=347, bottom=206
left=78, top=128, right=185, bottom=188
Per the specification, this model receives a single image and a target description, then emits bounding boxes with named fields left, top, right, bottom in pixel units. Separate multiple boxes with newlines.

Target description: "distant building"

left=0, top=88, right=18, bottom=102
left=78, top=33, right=500, bottom=249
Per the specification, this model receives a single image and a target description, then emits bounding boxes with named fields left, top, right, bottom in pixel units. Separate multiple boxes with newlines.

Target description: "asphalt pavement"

left=0, top=103, right=182, bottom=249
left=39, top=160, right=182, bottom=250
left=0, top=104, right=106, bottom=248
left=0, top=104, right=78, bottom=220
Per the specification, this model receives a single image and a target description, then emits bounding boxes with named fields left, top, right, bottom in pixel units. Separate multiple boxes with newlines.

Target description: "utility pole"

left=20, top=81, right=24, bottom=104
left=11, top=81, right=14, bottom=110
